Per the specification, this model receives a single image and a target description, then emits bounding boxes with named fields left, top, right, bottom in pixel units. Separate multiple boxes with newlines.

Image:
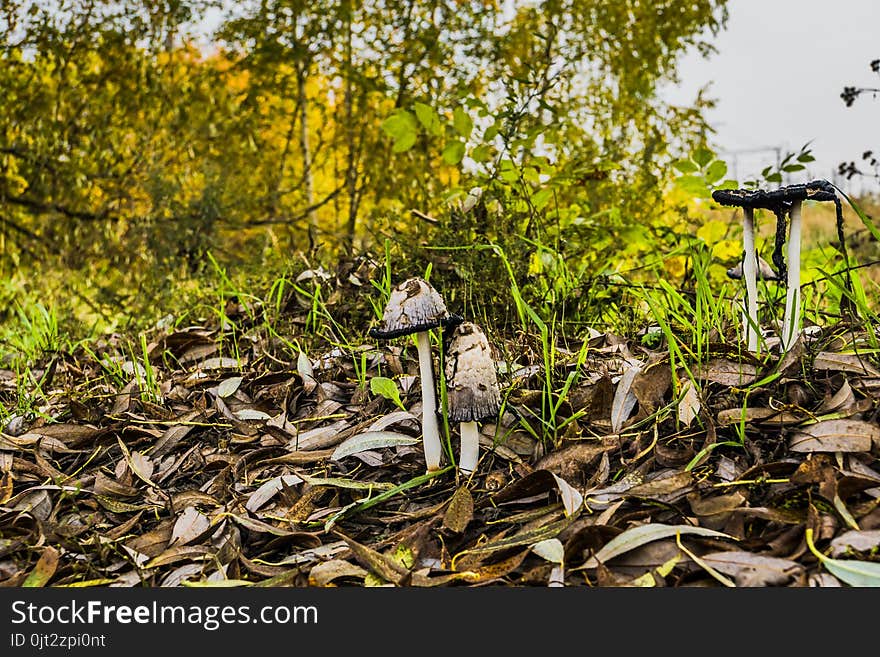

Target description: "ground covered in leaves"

left=2, top=283, right=880, bottom=588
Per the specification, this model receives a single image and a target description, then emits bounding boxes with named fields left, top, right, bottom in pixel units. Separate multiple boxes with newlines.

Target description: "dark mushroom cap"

left=713, top=179, right=842, bottom=285
left=444, top=322, right=502, bottom=423
left=726, top=255, right=779, bottom=281
left=369, top=277, right=462, bottom=340
left=712, top=179, right=837, bottom=212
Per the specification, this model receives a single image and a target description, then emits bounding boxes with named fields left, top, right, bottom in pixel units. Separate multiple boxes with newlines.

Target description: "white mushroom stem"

left=415, top=330, right=442, bottom=472
left=458, top=421, right=480, bottom=475
left=781, top=200, right=803, bottom=352
left=741, top=207, right=759, bottom=352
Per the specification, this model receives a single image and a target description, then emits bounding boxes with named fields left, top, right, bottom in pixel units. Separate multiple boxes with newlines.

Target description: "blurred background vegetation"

left=1, top=0, right=877, bottom=361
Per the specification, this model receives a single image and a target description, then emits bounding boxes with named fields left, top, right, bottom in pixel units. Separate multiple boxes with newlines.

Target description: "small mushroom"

left=369, top=277, right=462, bottom=472
left=444, top=322, right=502, bottom=475
left=726, top=254, right=779, bottom=281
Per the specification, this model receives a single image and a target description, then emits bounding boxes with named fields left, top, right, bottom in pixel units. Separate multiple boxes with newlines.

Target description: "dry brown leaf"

left=308, top=559, right=368, bottom=586
left=678, top=381, right=701, bottom=427
left=626, top=471, right=694, bottom=501
left=610, top=361, right=641, bottom=433
left=534, top=442, right=612, bottom=482
left=695, top=359, right=758, bottom=387
left=700, top=551, right=803, bottom=586
left=819, top=379, right=857, bottom=414
left=442, top=486, right=474, bottom=534
left=813, top=352, right=880, bottom=377
left=144, top=545, right=213, bottom=569
left=829, top=529, right=880, bottom=557
left=171, top=506, right=212, bottom=546
left=789, top=419, right=878, bottom=453
left=22, top=546, right=60, bottom=587
left=452, top=549, right=530, bottom=584
left=0, top=471, right=13, bottom=505
left=337, top=534, right=410, bottom=585
left=716, top=407, right=805, bottom=426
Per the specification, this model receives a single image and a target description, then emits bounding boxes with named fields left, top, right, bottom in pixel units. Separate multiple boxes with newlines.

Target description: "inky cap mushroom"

left=369, top=277, right=461, bottom=472
left=727, top=255, right=779, bottom=281
left=369, top=277, right=463, bottom=340
left=445, top=322, right=502, bottom=474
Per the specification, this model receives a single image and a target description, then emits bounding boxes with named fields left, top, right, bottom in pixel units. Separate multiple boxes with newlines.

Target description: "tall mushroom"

left=444, top=322, right=502, bottom=475
left=712, top=190, right=771, bottom=351
left=369, top=277, right=462, bottom=472
left=713, top=179, right=843, bottom=353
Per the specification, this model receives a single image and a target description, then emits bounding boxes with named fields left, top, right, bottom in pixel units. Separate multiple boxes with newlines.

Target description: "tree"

left=1, top=0, right=731, bottom=330
left=838, top=58, right=879, bottom=180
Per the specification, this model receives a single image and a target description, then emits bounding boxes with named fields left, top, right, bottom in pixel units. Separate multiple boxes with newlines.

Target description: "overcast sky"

left=664, top=0, right=879, bottom=195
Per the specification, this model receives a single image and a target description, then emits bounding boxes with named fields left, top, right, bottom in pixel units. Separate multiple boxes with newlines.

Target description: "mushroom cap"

left=444, top=322, right=502, bottom=423
left=712, top=179, right=837, bottom=212
left=369, top=277, right=462, bottom=340
left=727, top=255, right=779, bottom=281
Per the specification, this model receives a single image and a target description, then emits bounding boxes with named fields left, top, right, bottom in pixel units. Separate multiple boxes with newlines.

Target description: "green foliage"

left=1, top=0, right=733, bottom=347
left=369, top=376, right=406, bottom=412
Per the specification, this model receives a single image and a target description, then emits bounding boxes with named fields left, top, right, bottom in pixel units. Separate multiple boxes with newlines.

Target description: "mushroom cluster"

left=370, top=278, right=503, bottom=475
left=712, top=179, right=843, bottom=352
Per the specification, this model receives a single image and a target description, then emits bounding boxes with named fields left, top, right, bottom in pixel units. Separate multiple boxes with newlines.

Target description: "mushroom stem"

left=415, top=330, right=442, bottom=472
left=741, top=207, right=760, bottom=351
left=458, top=421, right=480, bottom=475
left=781, top=200, right=803, bottom=351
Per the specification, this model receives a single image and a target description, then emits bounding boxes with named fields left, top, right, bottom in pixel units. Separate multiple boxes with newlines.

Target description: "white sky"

left=664, top=0, right=880, bottom=196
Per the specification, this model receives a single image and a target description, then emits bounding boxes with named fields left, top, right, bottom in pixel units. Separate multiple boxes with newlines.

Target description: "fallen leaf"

left=331, top=430, right=419, bottom=461
left=626, top=471, right=693, bottom=501
left=551, top=473, right=584, bottom=516
left=813, top=352, right=880, bottom=377
left=455, top=518, right=573, bottom=559
left=22, top=546, right=60, bottom=587
left=700, top=551, right=803, bottom=586
left=218, top=376, right=243, bottom=398
left=442, top=486, right=474, bottom=534
left=337, top=534, right=410, bottom=585
left=830, top=530, right=880, bottom=558
left=234, top=408, right=271, bottom=421
left=531, top=538, right=564, bottom=564
left=695, top=359, right=758, bottom=387
left=611, top=361, right=641, bottom=433
left=451, top=549, right=530, bottom=584
left=582, top=523, right=734, bottom=569
left=296, top=474, right=394, bottom=491
left=367, top=410, right=418, bottom=432
left=716, top=407, right=805, bottom=427
left=171, top=507, right=211, bottom=546
left=534, top=442, right=612, bottom=482
left=678, top=380, right=701, bottom=427
left=817, top=555, right=880, bottom=587
left=819, top=379, right=856, bottom=414
left=789, top=420, right=878, bottom=453
left=807, top=528, right=880, bottom=587
left=0, top=471, right=13, bottom=505
left=198, top=357, right=241, bottom=371
left=309, top=559, right=368, bottom=586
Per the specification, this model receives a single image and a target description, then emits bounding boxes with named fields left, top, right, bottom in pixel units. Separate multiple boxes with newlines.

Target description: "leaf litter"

left=1, top=291, right=880, bottom=588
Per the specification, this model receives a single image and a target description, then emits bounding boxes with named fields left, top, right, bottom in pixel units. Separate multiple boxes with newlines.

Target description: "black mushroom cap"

left=444, top=322, right=502, bottom=423
left=369, top=277, right=463, bottom=340
left=711, top=179, right=838, bottom=212
left=712, top=179, right=842, bottom=285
